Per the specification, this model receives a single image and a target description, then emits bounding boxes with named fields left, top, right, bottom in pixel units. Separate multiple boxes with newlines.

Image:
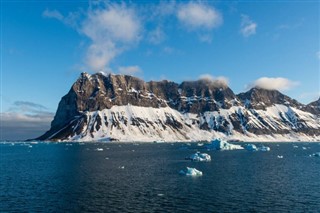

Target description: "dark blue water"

left=1, top=142, right=320, bottom=212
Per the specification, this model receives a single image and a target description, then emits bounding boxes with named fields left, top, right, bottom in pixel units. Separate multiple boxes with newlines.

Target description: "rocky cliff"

left=37, top=72, right=320, bottom=142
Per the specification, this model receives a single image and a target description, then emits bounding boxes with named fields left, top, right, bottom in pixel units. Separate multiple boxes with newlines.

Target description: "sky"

left=0, top=0, right=319, bottom=140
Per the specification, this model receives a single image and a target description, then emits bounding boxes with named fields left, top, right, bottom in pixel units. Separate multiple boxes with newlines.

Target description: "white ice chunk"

left=312, top=152, right=320, bottom=157
left=244, top=144, right=258, bottom=151
left=96, top=148, right=103, bottom=151
left=244, top=144, right=270, bottom=152
left=259, top=145, right=271, bottom=152
left=207, top=138, right=243, bottom=150
left=186, top=152, right=211, bottom=162
left=179, top=167, right=203, bottom=176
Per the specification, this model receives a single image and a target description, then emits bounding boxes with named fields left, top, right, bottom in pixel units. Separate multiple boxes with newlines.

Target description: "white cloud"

left=240, top=15, right=257, bottom=37
left=118, top=65, right=142, bottom=75
left=80, top=3, right=141, bottom=71
left=148, top=26, right=165, bottom=44
left=86, top=40, right=118, bottom=72
left=199, top=74, right=229, bottom=87
left=82, top=4, right=141, bottom=43
left=43, top=3, right=141, bottom=72
left=177, top=2, right=222, bottom=30
left=248, top=77, right=299, bottom=91
left=42, top=9, right=64, bottom=21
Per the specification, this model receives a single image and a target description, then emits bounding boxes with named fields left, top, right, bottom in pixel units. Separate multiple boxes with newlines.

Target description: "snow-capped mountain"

left=37, top=73, right=320, bottom=142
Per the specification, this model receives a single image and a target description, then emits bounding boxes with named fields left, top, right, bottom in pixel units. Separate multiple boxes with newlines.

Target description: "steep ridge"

left=37, top=73, right=320, bottom=142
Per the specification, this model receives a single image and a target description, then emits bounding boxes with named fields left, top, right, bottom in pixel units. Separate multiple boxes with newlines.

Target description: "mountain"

left=305, top=98, right=320, bottom=115
left=37, top=73, right=320, bottom=142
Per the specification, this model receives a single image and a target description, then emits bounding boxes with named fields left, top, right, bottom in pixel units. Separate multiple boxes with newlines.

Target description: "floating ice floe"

left=259, top=145, right=271, bottom=152
left=185, top=152, right=211, bottom=162
left=277, top=155, right=284, bottom=159
left=179, top=167, right=203, bottom=176
left=244, top=144, right=271, bottom=152
left=96, top=148, right=103, bottom=151
left=207, top=139, right=243, bottom=150
left=244, top=144, right=258, bottom=151
left=311, top=152, right=320, bottom=157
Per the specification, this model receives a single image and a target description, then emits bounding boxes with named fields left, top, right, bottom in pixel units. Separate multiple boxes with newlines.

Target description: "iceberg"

left=312, top=152, right=320, bottom=157
left=179, top=167, right=203, bottom=176
left=259, top=145, right=271, bottom=152
left=207, top=138, right=243, bottom=150
left=95, top=148, right=103, bottom=151
left=244, top=144, right=270, bottom=152
left=244, top=144, right=258, bottom=151
left=185, top=152, right=211, bottom=162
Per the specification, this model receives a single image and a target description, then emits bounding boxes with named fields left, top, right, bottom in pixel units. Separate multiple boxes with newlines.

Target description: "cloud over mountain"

left=248, top=77, right=299, bottom=91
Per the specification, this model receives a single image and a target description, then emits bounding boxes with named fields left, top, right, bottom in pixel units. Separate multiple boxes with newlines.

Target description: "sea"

left=1, top=141, right=320, bottom=212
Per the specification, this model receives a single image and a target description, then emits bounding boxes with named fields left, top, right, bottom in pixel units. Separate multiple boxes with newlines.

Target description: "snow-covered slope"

left=41, top=105, right=320, bottom=142
left=37, top=73, right=320, bottom=142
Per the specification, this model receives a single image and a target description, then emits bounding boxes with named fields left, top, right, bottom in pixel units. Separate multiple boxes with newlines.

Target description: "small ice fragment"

left=96, top=148, right=103, bottom=151
left=259, top=145, right=271, bottom=152
left=244, top=144, right=258, bottom=151
left=312, top=152, right=320, bottom=157
left=119, top=166, right=125, bottom=169
left=185, top=152, right=211, bottom=162
left=277, top=155, right=283, bottom=159
left=179, top=167, right=203, bottom=176
left=244, top=144, right=270, bottom=152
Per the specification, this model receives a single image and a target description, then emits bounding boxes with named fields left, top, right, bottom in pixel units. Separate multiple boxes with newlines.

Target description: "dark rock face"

left=305, top=98, right=320, bottom=115
left=237, top=87, right=302, bottom=110
left=37, top=73, right=320, bottom=141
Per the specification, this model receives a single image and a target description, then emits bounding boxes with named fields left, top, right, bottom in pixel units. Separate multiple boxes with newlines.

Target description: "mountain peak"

left=237, top=87, right=302, bottom=109
left=36, top=73, right=320, bottom=142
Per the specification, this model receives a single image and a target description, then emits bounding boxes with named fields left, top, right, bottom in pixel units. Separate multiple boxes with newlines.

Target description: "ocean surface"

left=1, top=141, right=320, bottom=212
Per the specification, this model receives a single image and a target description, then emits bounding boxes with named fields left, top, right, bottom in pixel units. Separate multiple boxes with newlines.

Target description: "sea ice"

left=277, top=155, right=284, bottom=159
left=244, top=144, right=258, bottom=151
left=179, top=167, right=203, bottom=176
left=259, top=145, right=271, bottom=152
left=96, top=148, right=103, bottom=151
left=185, top=152, right=211, bottom=162
left=312, top=152, right=320, bottom=157
left=207, top=139, right=243, bottom=150
left=244, top=144, right=270, bottom=152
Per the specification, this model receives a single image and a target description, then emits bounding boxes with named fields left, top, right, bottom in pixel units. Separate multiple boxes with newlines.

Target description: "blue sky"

left=1, top=0, right=319, bottom=140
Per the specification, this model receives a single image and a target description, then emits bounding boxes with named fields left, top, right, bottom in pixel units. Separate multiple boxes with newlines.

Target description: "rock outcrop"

left=37, top=73, right=320, bottom=142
